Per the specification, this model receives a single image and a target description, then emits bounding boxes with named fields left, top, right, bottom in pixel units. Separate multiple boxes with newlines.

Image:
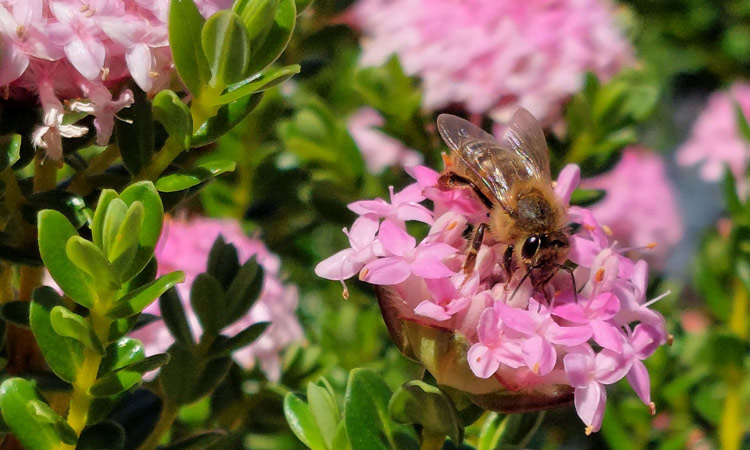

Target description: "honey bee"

left=436, top=109, right=579, bottom=294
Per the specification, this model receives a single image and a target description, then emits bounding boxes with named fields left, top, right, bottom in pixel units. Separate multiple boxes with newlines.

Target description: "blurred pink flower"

left=132, top=216, right=303, bottom=382
left=677, top=82, right=750, bottom=197
left=0, top=0, right=227, bottom=160
left=348, top=107, right=423, bottom=173
left=347, top=0, right=633, bottom=125
left=317, top=162, right=669, bottom=433
left=581, top=148, right=683, bottom=269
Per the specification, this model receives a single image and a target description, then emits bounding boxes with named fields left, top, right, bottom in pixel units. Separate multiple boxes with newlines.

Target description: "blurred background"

left=164, top=0, right=750, bottom=448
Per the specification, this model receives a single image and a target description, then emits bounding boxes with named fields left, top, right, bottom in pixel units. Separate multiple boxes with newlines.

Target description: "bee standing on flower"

left=436, top=109, right=579, bottom=293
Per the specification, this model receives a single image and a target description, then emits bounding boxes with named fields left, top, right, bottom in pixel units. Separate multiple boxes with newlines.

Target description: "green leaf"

left=0, top=133, right=21, bottom=171
left=724, top=168, right=744, bottom=218
left=344, top=369, right=418, bottom=450
left=308, top=379, right=339, bottom=449
left=331, top=421, right=351, bottom=450
left=477, top=412, right=545, bottom=450
left=190, top=92, right=263, bottom=147
left=161, top=343, right=232, bottom=404
left=153, top=90, right=193, bottom=149
left=206, top=236, right=240, bottom=288
left=29, top=287, right=83, bottom=382
left=735, top=102, right=750, bottom=143
left=159, top=288, right=195, bottom=346
left=118, top=181, right=164, bottom=282
left=160, top=430, right=227, bottom=449
left=190, top=273, right=226, bottom=333
left=569, top=188, right=607, bottom=207
left=66, top=236, right=121, bottom=292
left=50, top=306, right=105, bottom=355
left=294, top=0, right=313, bottom=14
left=202, top=10, right=252, bottom=89
left=38, top=210, right=96, bottom=308
left=169, top=0, right=211, bottom=95
left=90, top=354, right=170, bottom=397
left=284, top=392, right=327, bottom=450
left=223, top=257, right=263, bottom=325
left=155, top=159, right=236, bottom=192
left=108, top=201, right=145, bottom=275
left=92, top=189, right=119, bottom=250
left=207, top=322, right=268, bottom=357
left=108, top=271, right=185, bottom=319
left=102, top=198, right=128, bottom=260
left=0, top=301, right=30, bottom=328
left=76, top=421, right=125, bottom=450
left=234, top=0, right=278, bottom=41
left=115, top=86, right=154, bottom=176
left=215, top=64, right=300, bottom=105
left=245, top=0, right=295, bottom=74
left=98, top=337, right=146, bottom=376
left=0, top=378, right=68, bottom=450
left=389, top=380, right=463, bottom=445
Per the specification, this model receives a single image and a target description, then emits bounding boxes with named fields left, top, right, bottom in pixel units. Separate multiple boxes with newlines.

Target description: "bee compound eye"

left=521, top=235, right=540, bottom=260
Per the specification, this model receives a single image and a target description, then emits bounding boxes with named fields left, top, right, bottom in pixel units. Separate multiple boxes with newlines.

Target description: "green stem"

left=68, top=144, right=121, bottom=196
left=64, top=305, right=112, bottom=441
left=137, top=137, right=185, bottom=182
left=420, top=431, right=445, bottom=450
left=135, top=399, right=179, bottom=450
left=720, top=280, right=748, bottom=450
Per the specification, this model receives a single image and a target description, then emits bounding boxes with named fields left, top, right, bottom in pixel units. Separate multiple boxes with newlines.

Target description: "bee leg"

left=437, top=172, right=495, bottom=210
left=502, top=244, right=515, bottom=279
left=509, top=265, right=534, bottom=302
left=460, top=223, right=487, bottom=288
left=554, top=263, right=577, bottom=303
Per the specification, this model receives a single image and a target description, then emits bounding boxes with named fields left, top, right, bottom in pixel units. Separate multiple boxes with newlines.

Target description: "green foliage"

left=389, top=380, right=463, bottom=445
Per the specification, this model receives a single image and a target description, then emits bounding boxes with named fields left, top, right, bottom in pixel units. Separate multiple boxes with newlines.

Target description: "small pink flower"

left=554, top=292, right=622, bottom=352
left=564, top=345, right=625, bottom=434
left=359, top=219, right=456, bottom=285
left=315, top=215, right=381, bottom=281
left=677, top=82, right=750, bottom=197
left=69, top=81, right=134, bottom=145
left=496, top=299, right=592, bottom=376
left=349, top=184, right=434, bottom=225
left=413, top=273, right=478, bottom=321
left=468, top=306, right=525, bottom=378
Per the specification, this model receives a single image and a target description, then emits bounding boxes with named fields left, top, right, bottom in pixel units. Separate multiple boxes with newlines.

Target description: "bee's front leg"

left=461, top=222, right=487, bottom=286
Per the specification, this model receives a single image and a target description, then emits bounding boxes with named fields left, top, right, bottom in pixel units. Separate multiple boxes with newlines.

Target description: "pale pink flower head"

left=581, top=148, right=683, bottom=269
left=347, top=0, right=634, bottom=125
left=348, top=107, right=423, bottom=174
left=317, top=158, right=669, bottom=432
left=0, top=0, right=230, bottom=160
left=677, top=82, right=750, bottom=197
left=132, top=215, right=303, bottom=382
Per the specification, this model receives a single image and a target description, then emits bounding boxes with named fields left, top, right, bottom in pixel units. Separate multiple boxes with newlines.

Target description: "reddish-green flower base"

left=375, top=285, right=573, bottom=413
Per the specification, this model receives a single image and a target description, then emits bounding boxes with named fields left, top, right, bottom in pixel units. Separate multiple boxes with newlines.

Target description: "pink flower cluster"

left=132, top=216, right=303, bottom=382
left=0, top=0, right=230, bottom=160
left=347, top=107, right=423, bottom=174
left=316, top=163, right=669, bottom=433
left=346, top=0, right=633, bottom=125
left=581, top=148, right=683, bottom=269
left=677, top=82, right=750, bottom=197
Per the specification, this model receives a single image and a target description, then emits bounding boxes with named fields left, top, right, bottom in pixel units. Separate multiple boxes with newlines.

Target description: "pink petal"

left=574, top=381, right=606, bottom=433
left=589, top=292, right=620, bottom=319
left=631, top=324, right=662, bottom=359
left=0, top=41, right=28, bottom=86
left=521, top=335, right=556, bottom=376
left=591, top=321, right=623, bottom=353
left=314, top=249, right=360, bottom=280
left=626, top=359, right=652, bottom=406
left=360, top=257, right=411, bottom=285
left=348, top=198, right=390, bottom=216
left=407, top=165, right=440, bottom=187
left=378, top=220, right=415, bottom=256
left=396, top=203, right=434, bottom=224
left=563, top=351, right=594, bottom=388
left=410, top=258, right=455, bottom=279
left=425, top=277, right=457, bottom=302
left=547, top=322, right=592, bottom=346
left=553, top=303, right=588, bottom=322
left=126, top=43, right=154, bottom=92
left=444, top=297, right=471, bottom=315
left=349, top=215, right=380, bottom=248
left=595, top=350, right=630, bottom=385
left=477, top=306, right=502, bottom=346
left=416, top=241, right=457, bottom=260
left=65, top=36, right=105, bottom=80
left=393, top=183, right=426, bottom=203
left=414, top=300, right=452, bottom=321
left=468, top=344, right=500, bottom=379
left=495, top=302, right=537, bottom=335
left=554, top=164, right=580, bottom=204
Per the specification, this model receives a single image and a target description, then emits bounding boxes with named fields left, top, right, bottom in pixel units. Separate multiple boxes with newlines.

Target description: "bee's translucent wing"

left=437, top=114, right=531, bottom=209
left=500, top=108, right=551, bottom=182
